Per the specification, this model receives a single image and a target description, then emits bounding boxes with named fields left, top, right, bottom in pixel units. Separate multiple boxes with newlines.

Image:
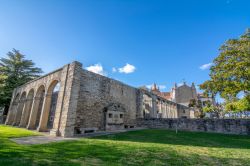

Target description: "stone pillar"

left=19, top=98, right=33, bottom=127
left=50, top=61, right=82, bottom=137
left=136, top=90, right=144, bottom=118
left=27, top=97, right=41, bottom=129
left=5, top=103, right=18, bottom=125
left=5, top=90, right=17, bottom=125
left=37, top=93, right=52, bottom=132
left=176, top=105, right=179, bottom=118
left=170, top=104, right=173, bottom=118
left=151, top=96, right=157, bottom=118
left=163, top=103, right=167, bottom=118
left=12, top=99, right=25, bottom=126
left=173, top=105, right=177, bottom=118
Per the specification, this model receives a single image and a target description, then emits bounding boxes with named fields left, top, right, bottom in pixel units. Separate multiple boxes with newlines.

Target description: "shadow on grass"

left=91, top=129, right=250, bottom=149
left=1, top=126, right=250, bottom=166
left=1, top=139, right=250, bottom=166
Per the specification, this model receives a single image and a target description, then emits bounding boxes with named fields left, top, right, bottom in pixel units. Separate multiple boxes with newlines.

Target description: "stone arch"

left=19, top=89, right=35, bottom=127
left=5, top=93, right=20, bottom=125
left=13, top=91, right=27, bottom=126
left=38, top=80, right=60, bottom=132
left=27, top=85, right=45, bottom=129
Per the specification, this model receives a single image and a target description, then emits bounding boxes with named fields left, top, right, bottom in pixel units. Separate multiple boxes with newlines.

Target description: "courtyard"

left=0, top=125, right=249, bottom=166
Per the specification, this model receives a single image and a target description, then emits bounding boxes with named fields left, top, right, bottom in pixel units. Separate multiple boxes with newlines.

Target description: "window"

left=109, top=113, right=112, bottom=118
left=183, top=110, right=185, bottom=113
left=120, top=114, right=123, bottom=118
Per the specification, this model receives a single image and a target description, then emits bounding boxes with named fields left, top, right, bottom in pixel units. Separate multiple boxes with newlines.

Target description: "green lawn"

left=0, top=125, right=250, bottom=166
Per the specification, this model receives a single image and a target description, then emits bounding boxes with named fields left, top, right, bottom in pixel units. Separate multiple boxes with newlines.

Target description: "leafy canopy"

left=200, top=29, right=250, bottom=112
left=0, top=49, right=42, bottom=109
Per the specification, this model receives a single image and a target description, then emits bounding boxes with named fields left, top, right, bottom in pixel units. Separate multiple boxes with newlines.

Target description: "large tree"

left=0, top=49, right=42, bottom=114
left=200, top=29, right=250, bottom=113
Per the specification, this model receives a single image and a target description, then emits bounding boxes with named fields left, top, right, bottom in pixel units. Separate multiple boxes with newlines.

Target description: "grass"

left=0, top=125, right=249, bottom=166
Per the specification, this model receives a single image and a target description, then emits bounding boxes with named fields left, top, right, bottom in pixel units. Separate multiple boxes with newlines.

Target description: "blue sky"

left=0, top=0, right=249, bottom=95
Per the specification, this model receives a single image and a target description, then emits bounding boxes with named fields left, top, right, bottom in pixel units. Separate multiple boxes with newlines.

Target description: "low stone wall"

left=136, top=118, right=250, bottom=135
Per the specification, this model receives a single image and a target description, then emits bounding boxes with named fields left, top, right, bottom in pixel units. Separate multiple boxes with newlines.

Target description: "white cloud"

left=86, top=63, right=106, bottom=76
left=118, top=63, right=136, bottom=74
left=199, top=63, right=213, bottom=70
left=112, top=67, right=117, bottom=73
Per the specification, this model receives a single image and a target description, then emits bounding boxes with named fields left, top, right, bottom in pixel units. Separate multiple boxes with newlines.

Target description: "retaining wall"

left=136, top=118, right=250, bottom=135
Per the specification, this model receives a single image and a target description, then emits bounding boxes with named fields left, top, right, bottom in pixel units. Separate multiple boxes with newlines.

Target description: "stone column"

left=159, top=101, right=162, bottom=118
left=50, top=61, right=82, bottom=137
left=136, top=90, right=144, bottom=118
left=5, top=103, right=18, bottom=125
left=5, top=90, right=17, bottom=125
left=174, top=105, right=178, bottom=118
left=19, top=98, right=33, bottom=127
left=27, top=97, right=41, bottom=129
left=170, top=104, right=173, bottom=118
left=37, top=93, right=52, bottom=132
left=12, top=99, right=25, bottom=126
left=151, top=96, right=157, bottom=118
left=173, top=105, right=177, bottom=118
left=163, top=103, right=167, bottom=118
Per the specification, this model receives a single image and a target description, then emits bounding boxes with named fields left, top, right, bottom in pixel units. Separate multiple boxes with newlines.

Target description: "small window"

left=109, top=113, right=112, bottom=118
left=120, top=114, right=123, bottom=118
left=183, top=110, right=185, bottom=113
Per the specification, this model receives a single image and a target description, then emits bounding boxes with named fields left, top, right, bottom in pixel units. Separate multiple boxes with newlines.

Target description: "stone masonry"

left=137, top=118, right=250, bottom=135
left=5, top=61, right=194, bottom=137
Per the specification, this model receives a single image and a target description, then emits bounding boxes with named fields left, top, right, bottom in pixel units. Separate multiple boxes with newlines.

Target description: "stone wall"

left=5, top=61, right=197, bottom=137
left=5, top=61, right=82, bottom=137
left=75, top=69, right=138, bottom=134
left=137, top=118, right=250, bottom=135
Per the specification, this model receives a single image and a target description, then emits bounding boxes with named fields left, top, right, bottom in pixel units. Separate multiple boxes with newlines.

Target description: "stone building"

left=150, top=82, right=215, bottom=107
left=5, top=61, right=194, bottom=137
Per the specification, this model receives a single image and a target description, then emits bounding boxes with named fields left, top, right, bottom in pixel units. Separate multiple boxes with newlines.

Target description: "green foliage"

left=0, top=125, right=250, bottom=166
left=225, top=96, right=250, bottom=113
left=200, top=29, right=250, bottom=112
left=203, top=105, right=214, bottom=113
left=202, top=101, right=224, bottom=118
left=0, top=49, right=42, bottom=109
left=188, top=99, right=205, bottom=118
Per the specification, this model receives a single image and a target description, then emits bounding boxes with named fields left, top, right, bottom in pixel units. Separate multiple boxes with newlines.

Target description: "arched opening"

left=38, top=80, right=60, bottom=132
left=5, top=93, right=20, bottom=125
left=19, top=89, right=34, bottom=127
left=35, top=86, right=45, bottom=129
left=47, top=81, right=60, bottom=130
left=13, top=92, right=26, bottom=126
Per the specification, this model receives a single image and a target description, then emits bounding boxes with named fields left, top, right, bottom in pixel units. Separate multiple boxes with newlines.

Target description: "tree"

left=200, top=29, right=250, bottom=113
left=0, top=49, right=42, bottom=114
left=188, top=98, right=205, bottom=118
left=224, top=96, right=250, bottom=118
left=202, top=101, right=224, bottom=118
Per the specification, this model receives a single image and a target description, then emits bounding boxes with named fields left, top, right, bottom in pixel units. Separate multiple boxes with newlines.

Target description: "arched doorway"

left=13, top=92, right=26, bottom=126
left=47, top=82, right=60, bottom=130
left=5, top=93, right=20, bottom=125
left=38, top=80, right=60, bottom=132
left=19, top=89, right=34, bottom=127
